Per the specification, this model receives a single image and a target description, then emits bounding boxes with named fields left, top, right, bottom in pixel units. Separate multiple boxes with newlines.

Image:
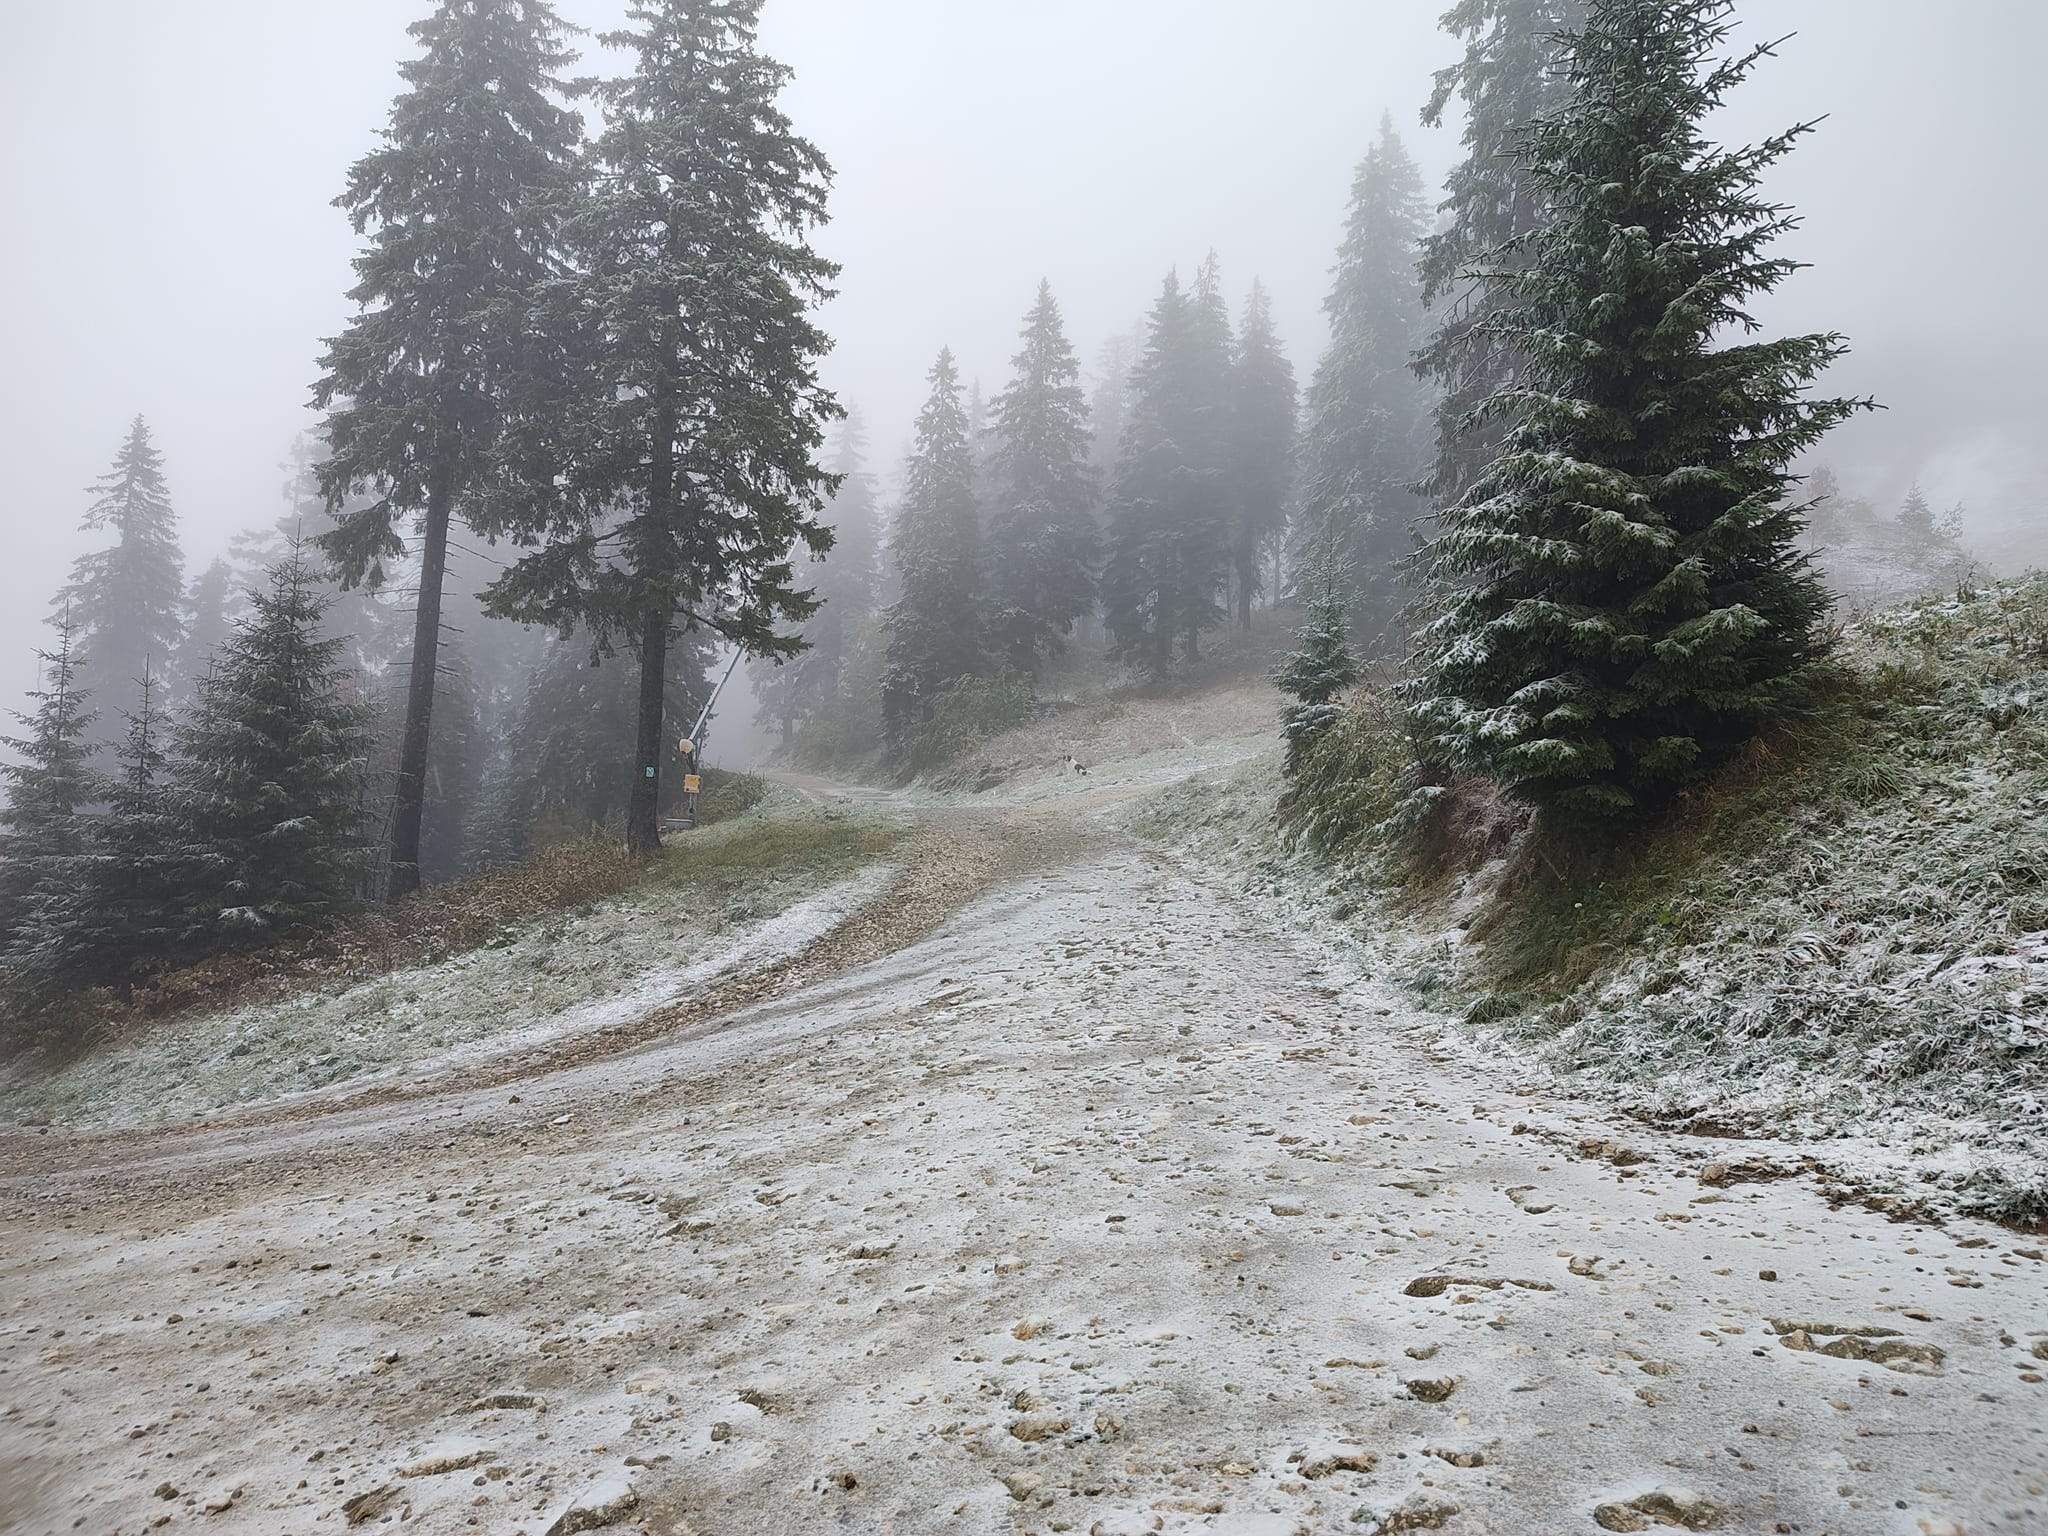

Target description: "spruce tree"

left=880, top=349, right=986, bottom=751
left=1417, top=0, right=1582, bottom=506
left=174, top=551, right=373, bottom=942
left=1226, top=279, right=1297, bottom=630
left=48, top=664, right=184, bottom=988
left=483, top=0, right=839, bottom=856
left=1296, top=115, right=1432, bottom=650
left=1101, top=261, right=1234, bottom=674
left=0, top=615, right=98, bottom=973
left=57, top=416, right=186, bottom=738
left=312, top=0, right=584, bottom=898
left=1413, top=0, right=1868, bottom=824
left=1275, top=546, right=1361, bottom=778
left=986, top=281, right=1100, bottom=674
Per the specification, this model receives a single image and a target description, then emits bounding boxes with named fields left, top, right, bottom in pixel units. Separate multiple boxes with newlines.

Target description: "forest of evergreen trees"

left=1, top=0, right=1919, bottom=1009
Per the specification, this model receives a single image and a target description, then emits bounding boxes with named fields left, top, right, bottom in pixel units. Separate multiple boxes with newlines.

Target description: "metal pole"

left=688, top=648, right=742, bottom=751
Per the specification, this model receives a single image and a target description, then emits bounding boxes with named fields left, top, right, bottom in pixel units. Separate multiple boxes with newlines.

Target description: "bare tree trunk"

left=626, top=602, right=669, bottom=858
left=626, top=400, right=678, bottom=859
left=385, top=463, right=452, bottom=903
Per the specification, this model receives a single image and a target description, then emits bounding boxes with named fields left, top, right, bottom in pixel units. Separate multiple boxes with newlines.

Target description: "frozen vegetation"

left=0, top=798, right=901, bottom=1131
left=1135, top=577, right=2048, bottom=1221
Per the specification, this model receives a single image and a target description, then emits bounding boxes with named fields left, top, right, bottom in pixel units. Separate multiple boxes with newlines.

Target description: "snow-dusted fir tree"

left=1275, top=543, right=1360, bottom=778
left=986, top=281, right=1100, bottom=673
left=1413, top=0, right=1868, bottom=824
left=313, top=0, right=584, bottom=897
left=174, top=558, right=237, bottom=704
left=37, top=663, right=184, bottom=988
left=1101, top=259, right=1235, bottom=674
left=483, top=0, right=839, bottom=856
left=173, top=551, right=372, bottom=942
left=57, top=416, right=186, bottom=737
left=1416, top=0, right=1582, bottom=507
left=0, top=615, right=98, bottom=971
left=881, top=349, right=987, bottom=751
left=1226, top=279, right=1297, bottom=630
left=1296, top=116, right=1432, bottom=649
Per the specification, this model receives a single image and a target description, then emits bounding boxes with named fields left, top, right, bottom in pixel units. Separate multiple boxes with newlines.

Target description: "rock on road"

left=2, top=827, right=2046, bottom=1534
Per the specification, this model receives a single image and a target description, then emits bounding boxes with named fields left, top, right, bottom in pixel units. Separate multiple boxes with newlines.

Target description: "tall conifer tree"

left=986, top=281, right=1099, bottom=673
left=1226, top=280, right=1297, bottom=630
left=44, top=664, right=184, bottom=988
left=1413, top=0, right=1867, bottom=823
left=312, top=0, right=584, bottom=897
left=0, top=615, right=98, bottom=969
left=57, top=416, right=186, bottom=737
left=1101, top=260, right=1235, bottom=673
left=1296, top=116, right=1432, bottom=649
left=1417, top=0, right=1582, bottom=506
left=880, top=350, right=985, bottom=751
left=484, top=0, right=839, bottom=855
left=173, top=552, right=373, bottom=940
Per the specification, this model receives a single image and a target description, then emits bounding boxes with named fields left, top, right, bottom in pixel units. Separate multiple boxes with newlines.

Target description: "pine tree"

left=1413, top=0, right=1869, bottom=824
left=47, top=663, right=184, bottom=988
left=1101, top=260, right=1235, bottom=675
left=173, top=551, right=373, bottom=942
left=0, top=614, right=98, bottom=973
left=986, top=281, right=1100, bottom=673
left=312, top=0, right=585, bottom=898
left=880, top=349, right=986, bottom=751
left=482, top=0, right=839, bottom=856
left=175, top=557, right=238, bottom=702
left=1275, top=546, right=1361, bottom=777
left=1296, top=115, right=1432, bottom=650
left=1417, top=0, right=1582, bottom=506
left=1226, top=279, right=1297, bottom=630
left=57, top=416, right=186, bottom=738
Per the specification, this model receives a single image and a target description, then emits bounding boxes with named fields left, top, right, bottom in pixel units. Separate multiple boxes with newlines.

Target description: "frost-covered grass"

left=0, top=798, right=903, bottom=1130
left=1134, top=576, right=2048, bottom=1221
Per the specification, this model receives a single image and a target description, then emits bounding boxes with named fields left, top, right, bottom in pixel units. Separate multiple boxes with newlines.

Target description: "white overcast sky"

left=4, top=0, right=2044, bottom=697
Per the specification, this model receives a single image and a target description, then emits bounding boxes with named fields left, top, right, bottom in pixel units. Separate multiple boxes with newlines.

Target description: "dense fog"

left=4, top=0, right=2043, bottom=709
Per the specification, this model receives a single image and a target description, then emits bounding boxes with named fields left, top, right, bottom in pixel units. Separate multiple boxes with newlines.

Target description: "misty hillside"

left=1141, top=574, right=2048, bottom=1220
left=5, top=3, right=2048, bottom=1536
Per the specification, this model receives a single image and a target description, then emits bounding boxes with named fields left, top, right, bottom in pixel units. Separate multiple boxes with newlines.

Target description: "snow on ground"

left=3, top=842, right=2043, bottom=1535
left=0, top=809, right=900, bottom=1132
left=3, top=619, right=2045, bottom=1533
left=1125, top=579, right=2048, bottom=1221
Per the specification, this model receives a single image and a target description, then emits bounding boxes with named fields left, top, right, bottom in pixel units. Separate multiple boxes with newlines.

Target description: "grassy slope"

left=1138, top=576, right=2048, bottom=1220
left=0, top=784, right=903, bottom=1126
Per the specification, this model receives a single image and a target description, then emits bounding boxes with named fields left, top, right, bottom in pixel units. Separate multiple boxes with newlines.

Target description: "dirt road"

left=2, top=778, right=2045, bottom=1535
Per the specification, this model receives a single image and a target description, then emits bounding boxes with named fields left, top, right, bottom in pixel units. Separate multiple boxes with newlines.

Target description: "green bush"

left=905, top=673, right=1037, bottom=774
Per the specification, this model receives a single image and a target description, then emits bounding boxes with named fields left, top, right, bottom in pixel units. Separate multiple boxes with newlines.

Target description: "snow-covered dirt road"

left=3, top=793, right=2046, bottom=1534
